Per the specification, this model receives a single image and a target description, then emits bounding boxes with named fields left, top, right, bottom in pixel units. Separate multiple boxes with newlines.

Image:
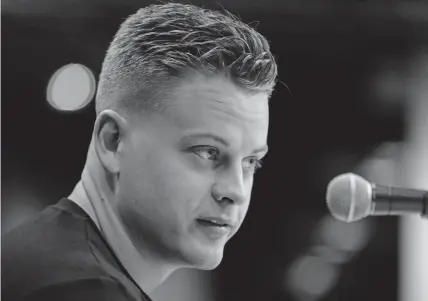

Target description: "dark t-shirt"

left=2, top=198, right=153, bottom=301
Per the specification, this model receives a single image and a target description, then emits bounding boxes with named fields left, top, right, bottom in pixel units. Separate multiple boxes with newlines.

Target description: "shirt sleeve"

left=20, top=277, right=150, bottom=301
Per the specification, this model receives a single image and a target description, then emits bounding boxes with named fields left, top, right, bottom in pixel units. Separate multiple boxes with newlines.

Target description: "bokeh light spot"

left=285, top=255, right=339, bottom=300
left=46, top=63, right=96, bottom=111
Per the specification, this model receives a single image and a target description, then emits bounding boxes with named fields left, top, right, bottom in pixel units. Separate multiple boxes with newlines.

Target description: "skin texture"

left=117, top=73, right=270, bottom=268
left=69, top=72, right=270, bottom=292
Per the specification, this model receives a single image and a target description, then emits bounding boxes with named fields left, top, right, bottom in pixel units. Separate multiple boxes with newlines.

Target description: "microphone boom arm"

left=371, top=184, right=428, bottom=218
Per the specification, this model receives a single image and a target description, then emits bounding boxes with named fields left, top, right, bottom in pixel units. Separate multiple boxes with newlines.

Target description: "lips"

left=197, top=217, right=233, bottom=228
left=197, top=219, right=228, bottom=228
left=196, top=217, right=232, bottom=240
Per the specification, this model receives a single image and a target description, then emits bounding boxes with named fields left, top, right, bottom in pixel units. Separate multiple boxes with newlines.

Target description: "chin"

left=180, top=245, right=224, bottom=270
left=193, top=255, right=223, bottom=270
left=201, top=260, right=222, bottom=270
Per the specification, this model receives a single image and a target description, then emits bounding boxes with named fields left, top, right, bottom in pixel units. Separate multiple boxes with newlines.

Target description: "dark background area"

left=3, top=1, right=428, bottom=300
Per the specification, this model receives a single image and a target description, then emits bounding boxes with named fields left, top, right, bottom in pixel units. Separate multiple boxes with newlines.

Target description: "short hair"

left=95, top=2, right=278, bottom=116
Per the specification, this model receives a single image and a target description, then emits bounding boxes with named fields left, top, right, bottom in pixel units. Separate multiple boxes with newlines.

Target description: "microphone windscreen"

left=326, top=173, right=372, bottom=222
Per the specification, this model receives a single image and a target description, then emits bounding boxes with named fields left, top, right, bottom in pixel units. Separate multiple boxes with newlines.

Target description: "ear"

left=93, top=110, right=129, bottom=175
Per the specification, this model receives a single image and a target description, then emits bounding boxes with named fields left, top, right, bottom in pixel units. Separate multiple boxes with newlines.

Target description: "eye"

left=191, top=146, right=219, bottom=161
left=244, top=157, right=264, bottom=172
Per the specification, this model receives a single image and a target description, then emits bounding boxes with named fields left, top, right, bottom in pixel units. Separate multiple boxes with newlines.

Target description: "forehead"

left=163, top=74, right=269, bottom=134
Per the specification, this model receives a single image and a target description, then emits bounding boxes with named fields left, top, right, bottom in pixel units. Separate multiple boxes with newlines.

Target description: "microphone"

left=326, top=173, right=428, bottom=223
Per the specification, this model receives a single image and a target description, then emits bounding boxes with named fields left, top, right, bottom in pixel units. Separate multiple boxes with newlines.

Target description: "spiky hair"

left=96, top=2, right=278, bottom=115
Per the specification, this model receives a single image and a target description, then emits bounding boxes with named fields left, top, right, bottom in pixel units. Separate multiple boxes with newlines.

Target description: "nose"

left=211, top=165, right=249, bottom=205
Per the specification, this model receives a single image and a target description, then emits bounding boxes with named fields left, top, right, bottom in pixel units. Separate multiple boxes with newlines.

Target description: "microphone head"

left=326, top=173, right=373, bottom=222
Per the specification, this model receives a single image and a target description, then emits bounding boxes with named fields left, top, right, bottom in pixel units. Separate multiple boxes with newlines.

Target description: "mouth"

left=196, top=218, right=232, bottom=240
left=196, top=218, right=230, bottom=228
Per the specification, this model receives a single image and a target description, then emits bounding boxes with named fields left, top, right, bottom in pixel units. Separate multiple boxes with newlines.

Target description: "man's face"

left=117, top=73, right=269, bottom=269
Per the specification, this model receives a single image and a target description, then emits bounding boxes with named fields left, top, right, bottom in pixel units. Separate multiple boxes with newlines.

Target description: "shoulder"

left=2, top=204, right=93, bottom=274
left=2, top=201, right=151, bottom=301
left=2, top=205, right=121, bottom=300
left=18, top=277, right=148, bottom=301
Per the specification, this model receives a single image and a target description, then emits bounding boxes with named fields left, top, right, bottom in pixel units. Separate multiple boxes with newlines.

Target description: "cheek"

left=119, top=147, right=212, bottom=216
left=239, top=198, right=251, bottom=221
left=235, top=181, right=253, bottom=224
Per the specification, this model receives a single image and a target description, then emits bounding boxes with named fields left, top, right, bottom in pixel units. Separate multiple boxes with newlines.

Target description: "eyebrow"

left=182, top=133, right=269, bottom=154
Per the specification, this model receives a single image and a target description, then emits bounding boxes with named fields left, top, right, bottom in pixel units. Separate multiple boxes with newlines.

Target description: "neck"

left=68, top=143, right=175, bottom=293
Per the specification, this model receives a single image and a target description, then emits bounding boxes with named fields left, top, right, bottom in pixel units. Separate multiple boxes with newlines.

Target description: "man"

left=2, top=3, right=278, bottom=300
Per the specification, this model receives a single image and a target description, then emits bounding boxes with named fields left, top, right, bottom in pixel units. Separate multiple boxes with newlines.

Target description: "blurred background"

left=2, top=0, right=428, bottom=301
